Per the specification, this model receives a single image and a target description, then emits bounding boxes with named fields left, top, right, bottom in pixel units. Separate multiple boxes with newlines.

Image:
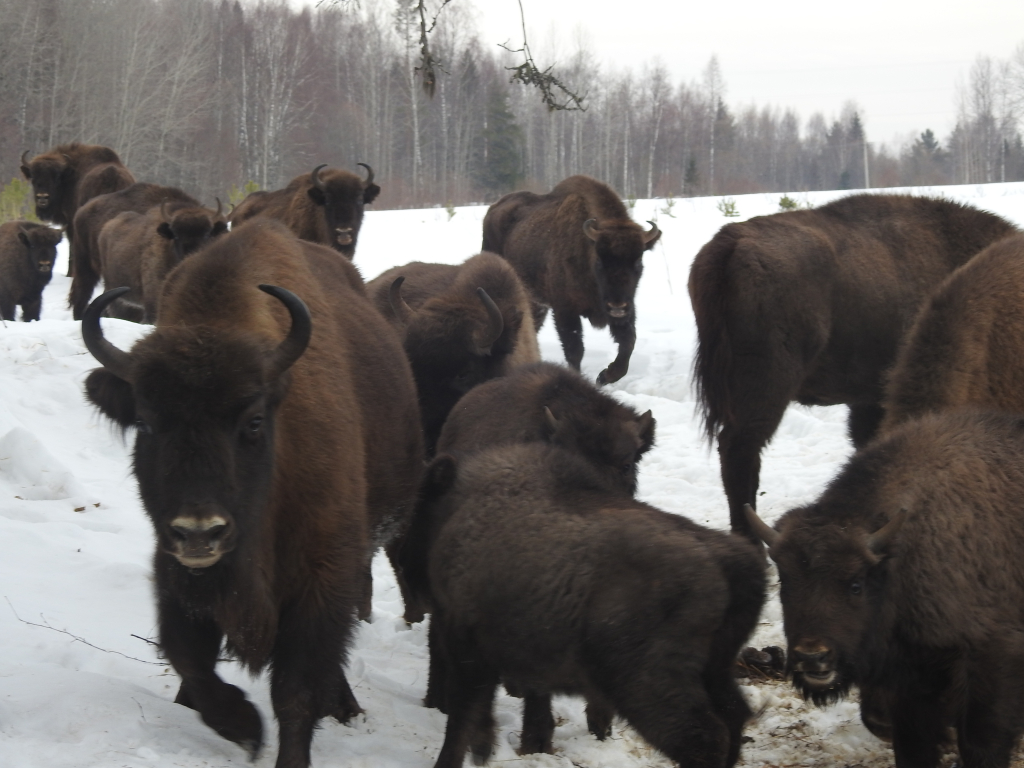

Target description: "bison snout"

left=167, top=514, right=234, bottom=568
left=38, top=261, right=53, bottom=273
left=607, top=301, right=629, bottom=319
left=790, top=643, right=837, bottom=684
left=335, top=228, right=354, bottom=245
left=35, top=194, right=50, bottom=208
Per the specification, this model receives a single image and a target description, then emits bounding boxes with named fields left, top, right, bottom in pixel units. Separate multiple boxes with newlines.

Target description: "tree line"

left=1, top=0, right=1022, bottom=213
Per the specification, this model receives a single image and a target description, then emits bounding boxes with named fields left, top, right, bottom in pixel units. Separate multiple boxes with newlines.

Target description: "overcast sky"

left=470, top=0, right=1024, bottom=147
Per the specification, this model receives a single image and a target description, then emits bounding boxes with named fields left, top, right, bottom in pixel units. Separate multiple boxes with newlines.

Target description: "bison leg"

left=519, top=692, right=555, bottom=755
left=585, top=696, right=615, bottom=740
left=890, top=689, right=949, bottom=768
left=704, top=666, right=753, bottom=767
left=848, top=403, right=886, bottom=449
left=598, top=319, right=636, bottom=385
left=21, top=297, right=42, bottom=322
left=718, top=417, right=783, bottom=547
left=0, top=296, right=15, bottom=322
left=431, top=656, right=498, bottom=768
left=530, top=301, right=549, bottom=332
left=553, top=309, right=585, bottom=371
left=159, top=600, right=263, bottom=760
left=424, top=617, right=450, bottom=712
left=957, top=681, right=1022, bottom=768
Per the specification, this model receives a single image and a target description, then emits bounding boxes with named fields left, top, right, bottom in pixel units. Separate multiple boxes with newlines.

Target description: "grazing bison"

left=366, top=252, right=540, bottom=454
left=20, top=143, right=135, bottom=275
left=229, top=164, right=380, bottom=259
left=0, top=222, right=62, bottom=321
left=482, top=175, right=661, bottom=385
left=422, top=443, right=764, bottom=768
left=81, top=219, right=422, bottom=768
left=98, top=199, right=228, bottom=322
left=746, top=409, right=1024, bottom=768
left=881, top=233, right=1024, bottom=432
left=688, top=194, right=1017, bottom=542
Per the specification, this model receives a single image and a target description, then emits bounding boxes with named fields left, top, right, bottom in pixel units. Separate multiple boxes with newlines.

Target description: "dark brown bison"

left=228, top=164, right=380, bottom=259
left=481, top=175, right=661, bottom=385
left=97, top=199, right=228, bottom=322
left=746, top=409, right=1024, bottom=768
left=366, top=252, right=540, bottom=454
left=81, top=219, right=422, bottom=768
left=421, top=443, right=764, bottom=768
left=0, top=222, right=62, bottom=321
left=20, top=143, right=135, bottom=275
left=881, top=233, right=1024, bottom=432
left=69, top=182, right=205, bottom=319
left=688, top=194, right=1017, bottom=542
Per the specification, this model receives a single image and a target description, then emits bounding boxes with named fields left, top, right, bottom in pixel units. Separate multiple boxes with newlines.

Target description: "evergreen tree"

left=472, top=88, right=525, bottom=197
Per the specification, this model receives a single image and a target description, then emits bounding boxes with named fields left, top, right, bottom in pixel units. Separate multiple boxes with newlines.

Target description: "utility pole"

left=863, top=140, right=870, bottom=189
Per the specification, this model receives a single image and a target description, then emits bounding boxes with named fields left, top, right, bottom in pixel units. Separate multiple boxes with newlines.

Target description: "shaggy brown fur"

left=229, top=165, right=380, bottom=259
left=70, top=182, right=202, bottom=319
left=482, top=175, right=661, bottom=385
left=366, top=252, right=540, bottom=455
left=82, top=219, right=422, bottom=768
left=749, top=409, right=1024, bottom=768
left=0, top=222, right=62, bottom=321
left=98, top=201, right=228, bottom=323
left=881, top=233, right=1024, bottom=431
left=688, top=193, right=1017, bottom=542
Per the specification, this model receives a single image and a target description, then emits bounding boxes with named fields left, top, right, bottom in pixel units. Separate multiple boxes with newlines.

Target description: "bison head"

left=307, top=163, right=380, bottom=257
left=583, top=218, right=660, bottom=325
left=746, top=504, right=906, bottom=706
left=82, top=284, right=311, bottom=571
left=21, top=150, right=71, bottom=222
left=156, top=199, right=228, bottom=262
left=18, top=226, right=62, bottom=275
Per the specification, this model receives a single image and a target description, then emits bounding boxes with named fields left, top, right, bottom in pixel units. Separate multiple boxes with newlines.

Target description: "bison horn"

left=259, top=285, right=312, bottom=380
left=642, top=220, right=661, bottom=244
left=357, top=162, right=375, bottom=186
left=21, top=150, right=31, bottom=167
left=866, top=508, right=907, bottom=555
left=311, top=164, right=328, bottom=191
left=543, top=406, right=559, bottom=433
left=213, top=197, right=223, bottom=218
left=389, top=276, right=415, bottom=325
left=82, top=287, right=135, bottom=384
left=474, top=287, right=504, bottom=352
left=582, top=219, right=600, bottom=241
left=160, top=200, right=172, bottom=223
left=744, top=504, right=779, bottom=548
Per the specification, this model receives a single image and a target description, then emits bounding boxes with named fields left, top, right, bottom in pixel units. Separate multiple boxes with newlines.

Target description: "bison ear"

left=84, top=368, right=136, bottom=429
left=212, top=220, right=228, bottom=236
left=17, top=230, right=30, bottom=247
left=363, top=184, right=381, bottom=205
left=423, top=454, right=458, bottom=496
left=307, top=186, right=326, bottom=206
left=156, top=222, right=175, bottom=240
left=636, top=409, right=656, bottom=454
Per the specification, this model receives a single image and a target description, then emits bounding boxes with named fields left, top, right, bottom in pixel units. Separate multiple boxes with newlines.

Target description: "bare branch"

left=414, top=0, right=453, bottom=97
left=499, top=0, right=586, bottom=111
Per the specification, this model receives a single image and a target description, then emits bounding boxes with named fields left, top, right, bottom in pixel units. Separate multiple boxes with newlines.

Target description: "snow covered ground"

left=2, top=182, right=1024, bottom=767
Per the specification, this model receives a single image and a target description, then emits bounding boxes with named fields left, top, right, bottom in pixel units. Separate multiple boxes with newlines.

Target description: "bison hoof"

left=585, top=701, right=614, bottom=740
left=596, top=365, right=625, bottom=386
left=199, top=686, right=263, bottom=759
left=333, top=686, right=363, bottom=724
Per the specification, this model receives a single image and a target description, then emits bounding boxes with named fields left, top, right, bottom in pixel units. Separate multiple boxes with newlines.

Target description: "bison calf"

left=747, top=409, right=1024, bottom=768
left=424, top=443, right=765, bottom=768
left=0, top=222, right=62, bottom=321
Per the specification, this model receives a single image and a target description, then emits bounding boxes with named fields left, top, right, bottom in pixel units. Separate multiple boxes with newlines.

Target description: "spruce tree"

left=472, top=89, right=525, bottom=197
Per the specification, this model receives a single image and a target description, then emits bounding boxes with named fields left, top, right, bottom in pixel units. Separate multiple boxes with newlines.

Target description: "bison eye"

left=135, top=420, right=153, bottom=435
left=247, top=415, right=264, bottom=436
left=850, top=580, right=863, bottom=596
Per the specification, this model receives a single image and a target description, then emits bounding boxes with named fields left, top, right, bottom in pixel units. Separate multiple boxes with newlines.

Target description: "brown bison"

left=421, top=443, right=764, bottom=768
left=881, top=233, right=1024, bottom=432
left=97, top=199, right=228, bottom=323
left=481, top=175, right=661, bottom=385
left=688, top=194, right=1017, bottom=542
left=20, top=143, right=135, bottom=275
left=81, top=219, right=423, bottom=768
left=366, top=252, right=540, bottom=454
left=69, top=182, right=206, bottom=319
left=0, top=222, right=62, bottom=321
left=746, top=409, right=1024, bottom=768
left=229, top=164, right=380, bottom=259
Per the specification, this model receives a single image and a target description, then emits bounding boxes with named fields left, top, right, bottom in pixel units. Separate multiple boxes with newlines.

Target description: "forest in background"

left=1, top=0, right=1023, bottom=212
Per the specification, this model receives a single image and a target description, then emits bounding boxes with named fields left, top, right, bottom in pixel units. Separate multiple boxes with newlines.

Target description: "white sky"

left=471, top=0, right=1024, bottom=148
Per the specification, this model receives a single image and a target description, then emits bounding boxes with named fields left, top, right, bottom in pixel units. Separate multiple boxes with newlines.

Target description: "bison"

left=69, top=182, right=208, bottom=319
left=746, top=409, right=1024, bottom=768
left=229, top=164, right=380, bottom=259
left=481, top=175, right=661, bottom=386
left=881, top=233, right=1024, bottom=432
left=688, top=194, right=1017, bottom=543
left=366, top=252, right=540, bottom=454
left=97, top=199, right=228, bottom=323
left=0, top=222, right=62, bottom=321
left=81, top=219, right=423, bottom=768
left=20, top=143, right=135, bottom=276
left=421, top=442, right=765, bottom=768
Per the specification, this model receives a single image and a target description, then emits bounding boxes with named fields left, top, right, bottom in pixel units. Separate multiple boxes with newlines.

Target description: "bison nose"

left=38, top=261, right=52, bottom=272
left=168, top=514, right=234, bottom=568
left=335, top=227, right=354, bottom=245
left=791, top=642, right=834, bottom=669
left=607, top=301, right=629, bottom=318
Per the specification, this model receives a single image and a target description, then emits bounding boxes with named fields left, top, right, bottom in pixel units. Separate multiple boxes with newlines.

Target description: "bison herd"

left=6, top=141, right=1024, bottom=768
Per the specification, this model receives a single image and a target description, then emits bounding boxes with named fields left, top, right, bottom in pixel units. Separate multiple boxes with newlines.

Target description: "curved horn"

left=582, top=218, right=600, bottom=242
left=20, top=150, right=31, bottom=167
left=388, top=276, right=415, bottom=325
left=213, top=197, right=223, bottom=219
left=743, top=504, right=779, bottom=548
left=311, top=164, right=328, bottom=191
left=474, top=287, right=504, bottom=352
left=82, top=287, right=135, bottom=383
left=543, top=406, right=559, bottom=433
left=642, top=220, right=661, bottom=244
left=357, top=162, right=375, bottom=186
left=160, top=200, right=172, bottom=223
left=866, top=509, right=907, bottom=555
left=258, top=285, right=312, bottom=380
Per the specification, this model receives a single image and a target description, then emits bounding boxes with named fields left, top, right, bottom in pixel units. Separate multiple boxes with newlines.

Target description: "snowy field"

left=2, top=182, right=1024, bottom=767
